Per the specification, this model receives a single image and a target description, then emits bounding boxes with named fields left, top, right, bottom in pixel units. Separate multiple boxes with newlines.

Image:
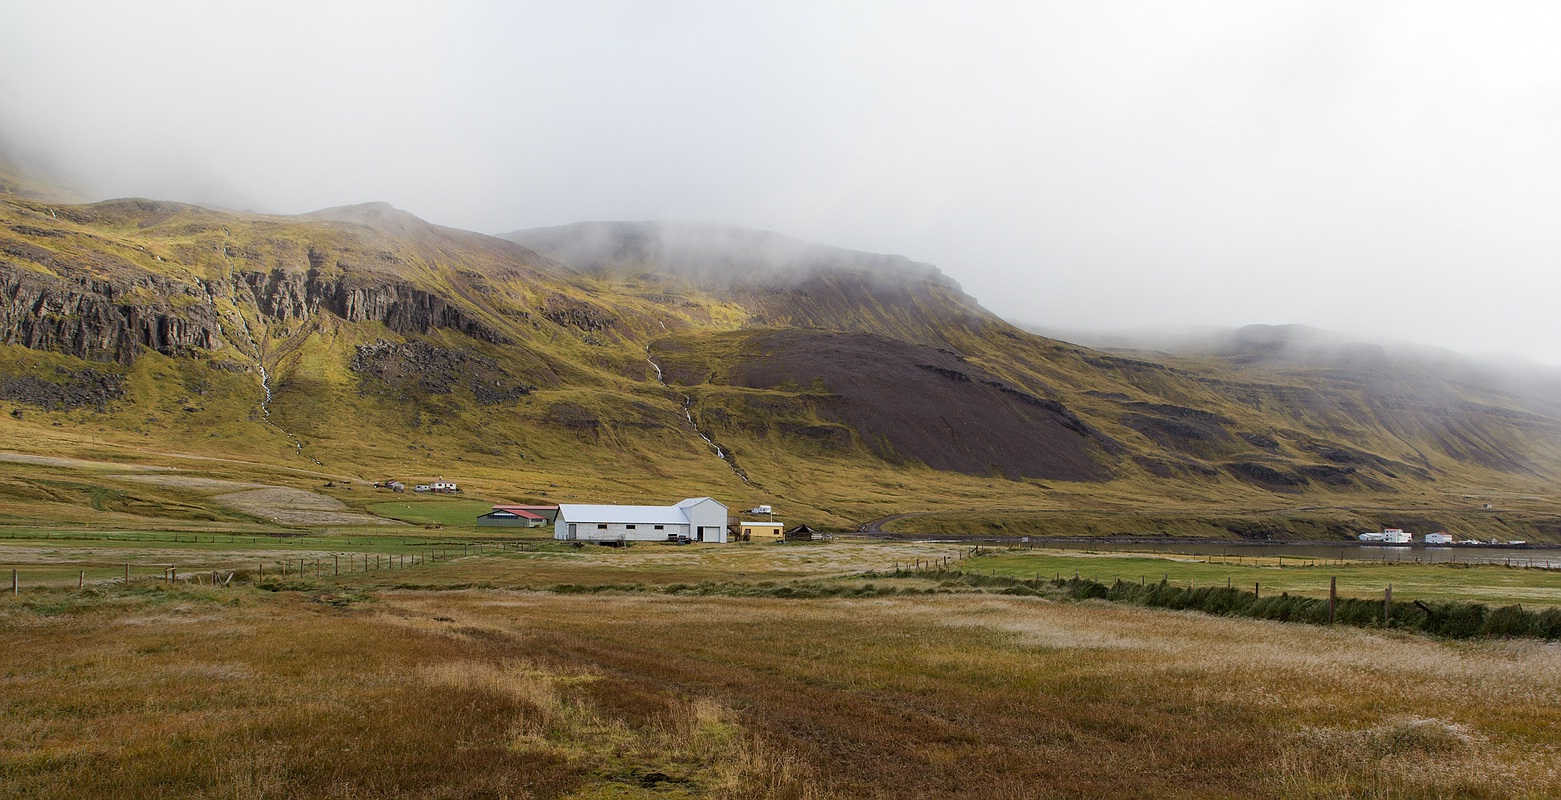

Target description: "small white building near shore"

left=555, top=497, right=729, bottom=544
left=1360, top=528, right=1413, bottom=544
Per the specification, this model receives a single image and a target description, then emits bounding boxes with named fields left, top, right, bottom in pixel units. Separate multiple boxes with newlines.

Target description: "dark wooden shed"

left=783, top=524, right=822, bottom=542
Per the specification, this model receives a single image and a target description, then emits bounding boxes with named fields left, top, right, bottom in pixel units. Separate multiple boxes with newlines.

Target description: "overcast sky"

left=3, top=1, right=1559, bottom=363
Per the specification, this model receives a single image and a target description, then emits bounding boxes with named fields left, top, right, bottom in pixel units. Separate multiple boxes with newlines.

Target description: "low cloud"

left=2, top=1, right=1557, bottom=363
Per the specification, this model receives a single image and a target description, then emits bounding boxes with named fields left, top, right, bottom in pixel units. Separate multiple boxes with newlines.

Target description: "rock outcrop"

left=0, top=258, right=511, bottom=364
left=350, top=339, right=533, bottom=404
left=0, top=365, right=124, bottom=410
left=0, top=264, right=221, bottom=363
left=241, top=267, right=508, bottom=343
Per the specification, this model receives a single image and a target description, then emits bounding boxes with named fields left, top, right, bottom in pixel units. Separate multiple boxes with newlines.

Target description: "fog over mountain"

left=2, top=1, right=1558, bottom=364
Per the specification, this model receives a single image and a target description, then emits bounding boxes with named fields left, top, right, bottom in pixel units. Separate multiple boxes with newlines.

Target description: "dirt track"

left=215, top=487, right=400, bottom=526
left=113, top=475, right=268, bottom=491
left=0, top=452, right=170, bottom=472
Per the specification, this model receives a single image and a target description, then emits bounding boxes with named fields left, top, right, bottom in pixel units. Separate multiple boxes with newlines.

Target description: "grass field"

left=4, top=540, right=1561, bottom=798
left=0, top=427, right=1556, bottom=795
left=0, top=527, right=553, bottom=588
left=366, top=498, right=506, bottom=528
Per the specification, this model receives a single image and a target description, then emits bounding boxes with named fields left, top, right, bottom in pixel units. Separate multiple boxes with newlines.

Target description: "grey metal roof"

left=557, top=503, right=693, bottom=525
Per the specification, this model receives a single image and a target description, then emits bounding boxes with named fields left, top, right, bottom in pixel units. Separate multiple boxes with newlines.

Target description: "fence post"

left=13, top=568, right=18, bottom=596
left=1328, top=576, right=1337, bottom=625
left=1255, top=581, right=1259, bottom=599
left=79, top=570, right=84, bottom=589
left=334, top=555, right=339, bottom=576
left=125, top=563, right=130, bottom=583
left=1384, top=583, right=1392, bottom=624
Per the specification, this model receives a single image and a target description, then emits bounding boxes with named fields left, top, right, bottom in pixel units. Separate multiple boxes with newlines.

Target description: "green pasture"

left=960, top=549, right=1561, bottom=608
left=365, top=498, right=502, bottom=528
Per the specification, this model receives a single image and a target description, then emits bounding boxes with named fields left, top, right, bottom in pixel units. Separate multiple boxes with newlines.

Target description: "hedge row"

left=893, top=569, right=1561, bottom=640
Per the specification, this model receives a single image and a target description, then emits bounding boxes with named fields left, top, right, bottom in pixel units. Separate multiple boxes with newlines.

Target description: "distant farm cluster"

left=372, top=478, right=461, bottom=494
left=1360, top=527, right=1527, bottom=546
left=474, top=497, right=820, bottom=545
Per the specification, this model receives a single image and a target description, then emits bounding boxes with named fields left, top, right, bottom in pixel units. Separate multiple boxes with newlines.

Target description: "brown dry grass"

left=384, top=591, right=1560, bottom=799
left=4, top=572, right=1559, bottom=798
left=0, top=586, right=836, bottom=799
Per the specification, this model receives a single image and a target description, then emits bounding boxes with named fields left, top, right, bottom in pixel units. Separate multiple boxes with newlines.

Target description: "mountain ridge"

left=0, top=160, right=1557, bottom=536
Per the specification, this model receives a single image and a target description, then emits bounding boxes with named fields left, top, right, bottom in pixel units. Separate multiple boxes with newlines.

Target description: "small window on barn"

left=626, top=524, right=636, bottom=530
left=654, top=525, right=664, bottom=530
left=597, top=523, right=608, bottom=530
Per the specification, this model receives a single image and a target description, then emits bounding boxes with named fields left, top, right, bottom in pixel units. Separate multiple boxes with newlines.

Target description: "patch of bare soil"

left=215, top=487, right=401, bottom=526
left=112, top=474, right=268, bottom=491
left=714, top=330, right=1118, bottom=481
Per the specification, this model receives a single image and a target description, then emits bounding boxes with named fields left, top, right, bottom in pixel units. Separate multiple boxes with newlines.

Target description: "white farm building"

left=1360, top=528, right=1413, bottom=544
left=555, top=497, right=729, bottom=544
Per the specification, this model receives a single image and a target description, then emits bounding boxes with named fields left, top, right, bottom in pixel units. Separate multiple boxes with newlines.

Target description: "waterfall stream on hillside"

left=214, top=236, right=321, bottom=465
left=647, top=347, right=749, bottom=484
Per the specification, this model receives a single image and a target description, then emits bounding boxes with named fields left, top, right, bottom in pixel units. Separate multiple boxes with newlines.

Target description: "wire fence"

left=3, top=540, right=543, bottom=592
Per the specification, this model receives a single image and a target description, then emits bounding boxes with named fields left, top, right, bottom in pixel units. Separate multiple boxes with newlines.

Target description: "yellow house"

left=739, top=522, right=784, bottom=542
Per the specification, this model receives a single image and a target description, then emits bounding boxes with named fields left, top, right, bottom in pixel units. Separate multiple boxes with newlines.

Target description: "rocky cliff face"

left=0, top=263, right=221, bottom=363
left=0, top=258, right=511, bottom=364
left=240, top=267, right=509, bottom=344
